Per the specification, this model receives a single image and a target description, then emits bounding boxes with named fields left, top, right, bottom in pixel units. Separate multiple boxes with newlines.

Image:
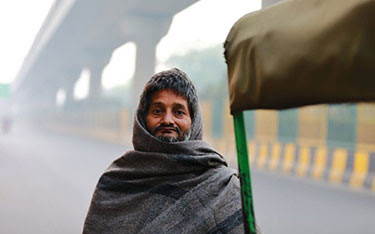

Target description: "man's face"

left=146, top=89, right=192, bottom=142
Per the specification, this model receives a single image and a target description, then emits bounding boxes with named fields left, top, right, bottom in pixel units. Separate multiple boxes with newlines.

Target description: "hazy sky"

left=157, top=0, right=261, bottom=62
left=0, top=0, right=54, bottom=84
left=0, top=0, right=261, bottom=91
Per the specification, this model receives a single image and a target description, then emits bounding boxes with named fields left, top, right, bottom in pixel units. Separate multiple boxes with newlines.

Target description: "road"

left=1, top=124, right=374, bottom=234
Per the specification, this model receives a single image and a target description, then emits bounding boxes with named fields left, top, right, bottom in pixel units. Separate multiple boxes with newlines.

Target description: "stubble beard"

left=151, top=123, right=191, bottom=143
left=156, top=130, right=191, bottom=143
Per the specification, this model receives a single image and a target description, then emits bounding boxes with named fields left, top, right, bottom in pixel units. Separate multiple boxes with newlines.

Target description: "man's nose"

left=161, top=111, right=174, bottom=125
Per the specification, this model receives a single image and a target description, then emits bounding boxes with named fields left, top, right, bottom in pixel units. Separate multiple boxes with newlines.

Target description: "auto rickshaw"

left=224, top=0, right=374, bottom=232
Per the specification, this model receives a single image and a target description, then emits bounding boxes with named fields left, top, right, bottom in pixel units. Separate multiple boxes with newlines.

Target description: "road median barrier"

left=243, top=141, right=375, bottom=192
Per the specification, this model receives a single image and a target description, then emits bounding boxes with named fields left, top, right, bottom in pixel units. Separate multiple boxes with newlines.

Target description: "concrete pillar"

left=131, top=39, right=157, bottom=104
left=62, top=68, right=81, bottom=104
left=64, top=82, right=75, bottom=103
left=127, top=15, right=173, bottom=109
left=88, top=66, right=103, bottom=99
left=85, top=50, right=113, bottom=100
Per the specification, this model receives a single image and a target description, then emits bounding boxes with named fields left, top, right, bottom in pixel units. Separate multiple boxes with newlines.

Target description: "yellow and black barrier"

left=244, top=142, right=375, bottom=191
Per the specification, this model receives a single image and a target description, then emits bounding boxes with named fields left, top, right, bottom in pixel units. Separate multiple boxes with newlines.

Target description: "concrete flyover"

left=12, top=0, right=198, bottom=113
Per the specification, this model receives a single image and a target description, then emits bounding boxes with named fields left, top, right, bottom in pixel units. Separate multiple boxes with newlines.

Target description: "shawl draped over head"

left=83, top=94, right=244, bottom=233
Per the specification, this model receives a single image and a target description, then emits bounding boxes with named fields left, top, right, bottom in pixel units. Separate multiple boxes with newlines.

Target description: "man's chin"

left=156, top=135, right=178, bottom=143
left=154, top=131, right=191, bottom=142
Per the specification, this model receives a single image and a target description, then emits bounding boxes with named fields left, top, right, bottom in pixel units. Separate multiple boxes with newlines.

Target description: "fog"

left=1, top=0, right=374, bottom=233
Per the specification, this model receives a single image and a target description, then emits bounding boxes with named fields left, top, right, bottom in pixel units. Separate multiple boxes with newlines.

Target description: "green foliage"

left=165, top=44, right=228, bottom=99
left=102, top=82, right=131, bottom=107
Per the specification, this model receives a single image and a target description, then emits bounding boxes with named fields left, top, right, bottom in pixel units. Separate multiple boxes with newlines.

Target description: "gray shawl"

left=83, top=104, right=244, bottom=233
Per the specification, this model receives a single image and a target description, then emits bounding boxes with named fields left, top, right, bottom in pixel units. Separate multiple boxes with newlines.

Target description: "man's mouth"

left=158, top=128, right=177, bottom=133
left=153, top=126, right=181, bottom=135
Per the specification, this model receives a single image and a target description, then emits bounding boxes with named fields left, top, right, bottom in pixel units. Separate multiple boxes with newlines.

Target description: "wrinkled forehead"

left=149, top=89, right=189, bottom=109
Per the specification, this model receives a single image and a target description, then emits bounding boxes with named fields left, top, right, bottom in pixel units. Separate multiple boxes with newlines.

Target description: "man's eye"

left=152, top=109, right=161, bottom=115
left=175, top=110, right=185, bottom=116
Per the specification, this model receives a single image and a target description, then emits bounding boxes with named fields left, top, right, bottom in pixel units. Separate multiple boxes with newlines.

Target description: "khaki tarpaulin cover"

left=224, top=0, right=375, bottom=113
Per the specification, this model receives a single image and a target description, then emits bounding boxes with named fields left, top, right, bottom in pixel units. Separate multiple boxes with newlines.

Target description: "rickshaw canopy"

left=224, top=0, right=375, bottom=113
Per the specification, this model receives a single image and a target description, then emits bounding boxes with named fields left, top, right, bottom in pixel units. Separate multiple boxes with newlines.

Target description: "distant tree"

left=102, top=82, right=132, bottom=108
left=165, top=44, right=231, bottom=137
left=165, top=44, right=228, bottom=100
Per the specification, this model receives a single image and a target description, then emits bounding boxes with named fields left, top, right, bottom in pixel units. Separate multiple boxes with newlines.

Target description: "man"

left=83, top=68, right=244, bottom=233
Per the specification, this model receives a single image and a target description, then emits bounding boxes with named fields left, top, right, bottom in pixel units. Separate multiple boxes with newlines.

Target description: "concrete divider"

left=240, top=141, right=375, bottom=192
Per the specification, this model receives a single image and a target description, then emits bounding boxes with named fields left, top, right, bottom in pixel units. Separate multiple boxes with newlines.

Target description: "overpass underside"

left=13, top=0, right=199, bottom=115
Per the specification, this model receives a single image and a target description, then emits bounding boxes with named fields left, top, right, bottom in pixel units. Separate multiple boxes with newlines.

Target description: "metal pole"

left=233, top=111, right=256, bottom=234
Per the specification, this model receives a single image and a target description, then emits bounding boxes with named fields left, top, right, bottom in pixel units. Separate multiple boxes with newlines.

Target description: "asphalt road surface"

left=1, top=124, right=374, bottom=234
